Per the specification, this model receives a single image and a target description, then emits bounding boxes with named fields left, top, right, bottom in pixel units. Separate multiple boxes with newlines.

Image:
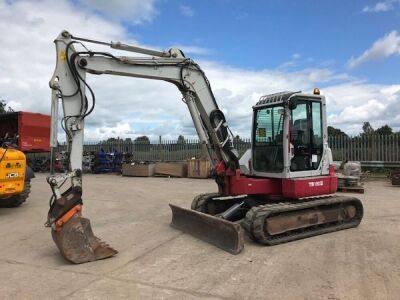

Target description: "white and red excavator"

left=45, top=31, right=363, bottom=263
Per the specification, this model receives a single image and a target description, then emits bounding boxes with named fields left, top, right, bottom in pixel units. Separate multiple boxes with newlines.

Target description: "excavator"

left=46, top=31, right=364, bottom=264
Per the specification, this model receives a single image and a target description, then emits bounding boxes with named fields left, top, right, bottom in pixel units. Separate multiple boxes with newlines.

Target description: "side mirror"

left=288, top=98, right=297, bottom=110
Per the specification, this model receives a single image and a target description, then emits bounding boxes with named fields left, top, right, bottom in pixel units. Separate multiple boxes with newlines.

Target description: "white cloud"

left=0, top=0, right=128, bottom=114
left=348, top=30, right=400, bottom=69
left=362, top=0, right=400, bottom=13
left=90, top=122, right=134, bottom=140
left=324, top=83, right=400, bottom=134
left=292, top=53, right=301, bottom=59
left=169, top=44, right=210, bottom=55
left=180, top=5, right=194, bottom=17
left=79, top=0, right=158, bottom=24
left=278, top=54, right=319, bottom=70
left=0, top=0, right=398, bottom=143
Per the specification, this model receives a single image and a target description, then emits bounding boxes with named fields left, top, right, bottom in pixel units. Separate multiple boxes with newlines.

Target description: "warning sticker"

left=59, top=51, right=66, bottom=61
left=258, top=128, right=266, bottom=137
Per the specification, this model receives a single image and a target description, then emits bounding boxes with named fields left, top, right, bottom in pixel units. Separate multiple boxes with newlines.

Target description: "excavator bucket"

left=169, top=204, right=244, bottom=254
left=51, top=215, right=118, bottom=264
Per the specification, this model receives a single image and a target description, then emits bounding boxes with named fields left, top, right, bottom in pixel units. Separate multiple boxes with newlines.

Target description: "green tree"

left=375, top=124, right=393, bottom=135
left=177, top=135, right=186, bottom=145
left=0, top=100, right=8, bottom=114
left=362, top=122, right=374, bottom=134
left=327, top=126, right=348, bottom=137
left=233, top=135, right=244, bottom=144
left=106, top=137, right=118, bottom=143
left=134, top=136, right=150, bottom=144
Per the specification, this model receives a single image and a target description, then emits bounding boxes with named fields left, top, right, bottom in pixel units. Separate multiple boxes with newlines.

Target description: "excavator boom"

left=46, top=31, right=241, bottom=263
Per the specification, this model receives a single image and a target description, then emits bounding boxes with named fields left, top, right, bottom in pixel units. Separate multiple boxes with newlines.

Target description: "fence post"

left=386, top=134, right=389, bottom=162
left=343, top=135, right=346, bottom=161
left=364, top=134, right=367, bottom=161
left=158, top=136, right=162, bottom=161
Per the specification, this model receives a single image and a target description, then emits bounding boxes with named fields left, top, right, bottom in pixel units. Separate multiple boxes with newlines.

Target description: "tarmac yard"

left=0, top=174, right=399, bottom=300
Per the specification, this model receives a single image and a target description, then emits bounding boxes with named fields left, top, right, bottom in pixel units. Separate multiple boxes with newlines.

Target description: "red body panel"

left=219, top=166, right=338, bottom=200
left=0, top=112, right=50, bottom=152
left=281, top=176, right=337, bottom=198
left=227, top=171, right=282, bottom=196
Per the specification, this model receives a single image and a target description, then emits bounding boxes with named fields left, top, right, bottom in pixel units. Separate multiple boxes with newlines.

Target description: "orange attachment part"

left=55, top=205, right=82, bottom=232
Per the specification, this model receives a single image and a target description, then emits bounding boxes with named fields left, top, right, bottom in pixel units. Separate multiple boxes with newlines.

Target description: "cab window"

left=290, top=100, right=323, bottom=171
left=253, top=106, right=284, bottom=173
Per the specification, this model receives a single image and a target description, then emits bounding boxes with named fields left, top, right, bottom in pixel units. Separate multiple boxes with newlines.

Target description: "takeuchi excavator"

left=46, top=31, right=363, bottom=264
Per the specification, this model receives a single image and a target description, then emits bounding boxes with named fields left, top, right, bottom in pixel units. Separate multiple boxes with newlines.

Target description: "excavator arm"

left=45, top=31, right=241, bottom=263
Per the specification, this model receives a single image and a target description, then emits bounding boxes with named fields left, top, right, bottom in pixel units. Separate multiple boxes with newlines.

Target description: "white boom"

left=46, top=30, right=238, bottom=229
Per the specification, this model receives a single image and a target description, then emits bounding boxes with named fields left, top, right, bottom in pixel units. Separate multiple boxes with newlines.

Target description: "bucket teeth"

left=52, top=215, right=117, bottom=264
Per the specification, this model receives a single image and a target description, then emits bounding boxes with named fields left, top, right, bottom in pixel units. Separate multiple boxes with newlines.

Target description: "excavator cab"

left=252, top=91, right=328, bottom=179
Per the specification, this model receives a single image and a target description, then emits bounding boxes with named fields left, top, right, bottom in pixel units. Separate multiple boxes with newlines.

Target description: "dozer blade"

left=51, top=215, right=118, bottom=264
left=169, top=204, right=244, bottom=254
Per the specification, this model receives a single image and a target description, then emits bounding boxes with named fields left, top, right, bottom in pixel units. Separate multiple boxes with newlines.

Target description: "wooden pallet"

left=337, top=186, right=365, bottom=194
left=154, top=162, right=187, bottom=178
left=122, top=164, right=155, bottom=177
left=187, top=159, right=210, bottom=179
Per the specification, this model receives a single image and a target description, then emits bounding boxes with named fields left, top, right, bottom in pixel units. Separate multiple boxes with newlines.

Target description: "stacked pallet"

left=154, top=162, right=187, bottom=177
left=122, top=164, right=155, bottom=177
left=122, top=159, right=211, bottom=179
left=187, top=159, right=210, bottom=178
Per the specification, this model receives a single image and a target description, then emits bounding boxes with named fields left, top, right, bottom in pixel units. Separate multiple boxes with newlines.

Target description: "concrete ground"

left=0, top=174, right=399, bottom=300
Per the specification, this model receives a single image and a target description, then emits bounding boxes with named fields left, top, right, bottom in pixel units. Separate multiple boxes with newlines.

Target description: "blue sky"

left=0, top=0, right=399, bottom=139
left=132, top=0, right=399, bottom=84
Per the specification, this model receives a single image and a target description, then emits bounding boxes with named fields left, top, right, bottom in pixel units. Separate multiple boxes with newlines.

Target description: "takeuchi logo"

left=308, top=181, right=323, bottom=187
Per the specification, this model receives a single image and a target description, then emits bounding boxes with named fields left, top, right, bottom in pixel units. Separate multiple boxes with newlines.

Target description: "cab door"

left=290, top=100, right=323, bottom=172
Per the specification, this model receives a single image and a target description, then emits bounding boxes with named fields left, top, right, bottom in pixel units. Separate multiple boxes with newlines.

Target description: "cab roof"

left=254, top=91, right=323, bottom=109
left=255, top=91, right=300, bottom=107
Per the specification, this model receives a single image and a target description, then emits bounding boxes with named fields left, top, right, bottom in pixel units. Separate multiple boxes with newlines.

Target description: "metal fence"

left=329, top=134, right=400, bottom=166
left=57, top=134, right=400, bottom=164
left=57, top=139, right=252, bottom=162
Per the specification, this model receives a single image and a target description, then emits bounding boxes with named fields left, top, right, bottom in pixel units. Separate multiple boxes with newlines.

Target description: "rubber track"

left=191, top=192, right=220, bottom=213
left=242, top=195, right=363, bottom=245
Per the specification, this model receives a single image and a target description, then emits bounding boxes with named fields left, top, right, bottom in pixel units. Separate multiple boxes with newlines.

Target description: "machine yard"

left=0, top=174, right=399, bottom=299
left=0, top=1, right=399, bottom=299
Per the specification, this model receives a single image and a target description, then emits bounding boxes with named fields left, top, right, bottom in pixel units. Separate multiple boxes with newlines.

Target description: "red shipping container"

left=0, top=112, right=50, bottom=152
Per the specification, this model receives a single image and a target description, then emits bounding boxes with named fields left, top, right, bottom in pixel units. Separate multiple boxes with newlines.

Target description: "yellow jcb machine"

left=0, top=137, right=32, bottom=207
